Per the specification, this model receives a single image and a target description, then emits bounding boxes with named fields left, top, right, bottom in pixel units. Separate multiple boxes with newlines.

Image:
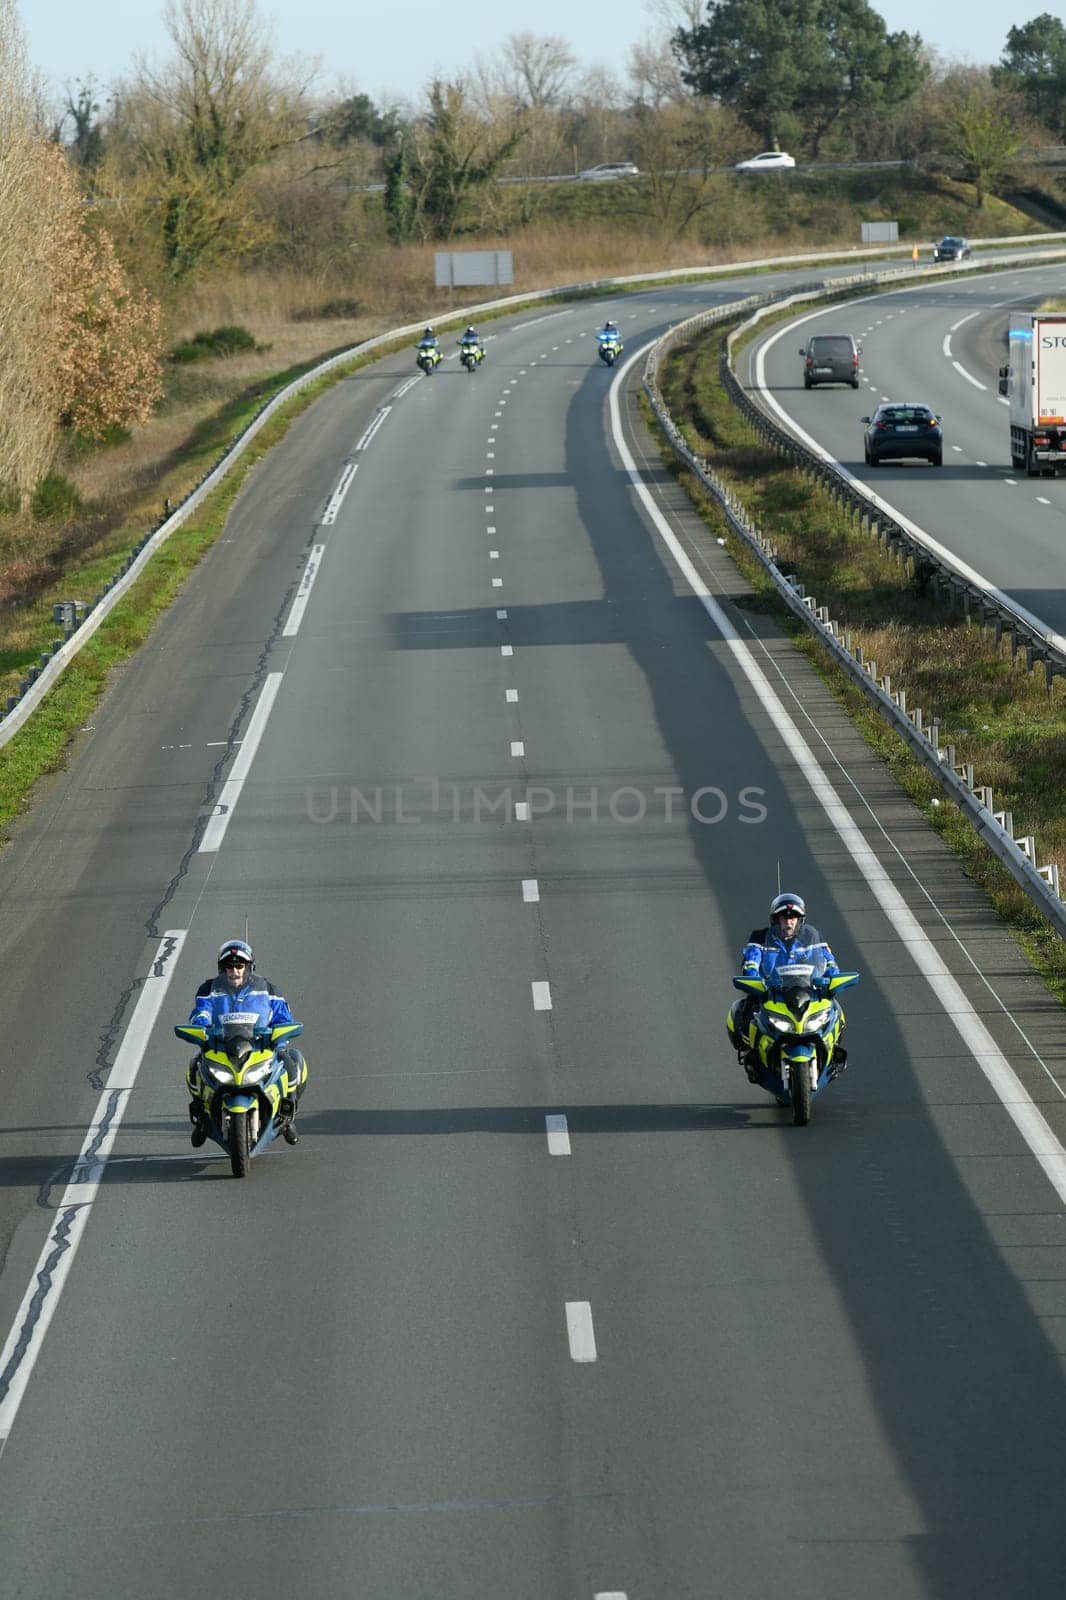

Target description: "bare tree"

left=628, top=34, right=687, bottom=107
left=106, top=0, right=316, bottom=282
left=499, top=33, right=577, bottom=109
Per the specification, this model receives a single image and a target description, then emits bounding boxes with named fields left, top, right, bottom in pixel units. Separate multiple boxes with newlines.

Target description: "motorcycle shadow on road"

left=278, top=1103, right=779, bottom=1137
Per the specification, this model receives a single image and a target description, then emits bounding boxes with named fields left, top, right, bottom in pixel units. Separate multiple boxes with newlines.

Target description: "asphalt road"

left=744, top=259, right=1066, bottom=638
left=0, top=268, right=1065, bottom=1599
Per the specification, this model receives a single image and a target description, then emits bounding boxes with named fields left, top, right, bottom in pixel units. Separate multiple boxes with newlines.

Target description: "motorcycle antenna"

left=776, top=862, right=782, bottom=895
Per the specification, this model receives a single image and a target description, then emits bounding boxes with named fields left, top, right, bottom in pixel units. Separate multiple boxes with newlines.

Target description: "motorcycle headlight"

left=241, top=1061, right=272, bottom=1084
left=766, top=1014, right=791, bottom=1033
left=205, top=1061, right=234, bottom=1084
left=804, top=1011, right=831, bottom=1032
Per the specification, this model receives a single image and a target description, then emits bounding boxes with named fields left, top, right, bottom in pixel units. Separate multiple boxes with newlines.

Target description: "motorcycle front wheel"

left=229, top=1115, right=251, bottom=1177
left=790, top=1061, right=812, bottom=1127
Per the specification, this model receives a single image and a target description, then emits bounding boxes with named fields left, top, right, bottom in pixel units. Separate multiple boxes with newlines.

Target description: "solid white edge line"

left=321, top=461, right=357, bottom=525
left=355, top=405, right=392, bottom=451
left=952, top=359, right=987, bottom=391
left=545, top=1114, right=570, bottom=1155
left=199, top=673, right=284, bottom=853
left=610, top=346, right=1066, bottom=1207
left=531, top=981, right=552, bottom=1010
left=566, top=1302, right=597, bottom=1362
left=282, top=544, right=325, bottom=637
left=0, top=932, right=187, bottom=1449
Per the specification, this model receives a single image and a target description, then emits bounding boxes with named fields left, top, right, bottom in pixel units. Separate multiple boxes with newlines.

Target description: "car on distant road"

left=933, top=235, right=971, bottom=261
left=735, top=150, right=796, bottom=171
left=577, top=162, right=640, bottom=181
left=862, top=402, right=943, bottom=466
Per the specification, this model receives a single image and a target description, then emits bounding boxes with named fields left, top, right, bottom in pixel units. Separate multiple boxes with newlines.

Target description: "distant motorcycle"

left=597, top=332, right=623, bottom=367
left=175, top=1015, right=307, bottom=1176
left=726, top=962, right=858, bottom=1125
left=459, top=341, right=485, bottom=372
left=416, top=343, right=442, bottom=375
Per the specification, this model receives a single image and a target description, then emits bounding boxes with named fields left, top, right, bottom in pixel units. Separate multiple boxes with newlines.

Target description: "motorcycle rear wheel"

left=229, top=1115, right=251, bottom=1177
left=790, top=1063, right=812, bottom=1127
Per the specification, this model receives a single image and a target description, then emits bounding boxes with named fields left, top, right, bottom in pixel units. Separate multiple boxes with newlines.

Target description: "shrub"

left=292, top=297, right=362, bottom=321
left=30, top=473, right=83, bottom=520
left=169, top=324, right=258, bottom=362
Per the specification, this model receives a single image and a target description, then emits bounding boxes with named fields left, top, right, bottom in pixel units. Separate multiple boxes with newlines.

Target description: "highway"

left=0, top=265, right=1065, bottom=1599
left=743, top=260, right=1066, bottom=638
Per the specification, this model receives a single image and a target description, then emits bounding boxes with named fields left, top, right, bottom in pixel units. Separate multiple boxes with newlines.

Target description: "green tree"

left=994, top=14, right=1066, bottom=138
left=934, top=70, right=1032, bottom=209
left=673, top=0, right=927, bottom=156
left=404, top=81, right=525, bottom=241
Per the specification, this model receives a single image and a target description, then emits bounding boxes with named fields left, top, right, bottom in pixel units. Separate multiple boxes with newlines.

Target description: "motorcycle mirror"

left=174, top=1024, right=208, bottom=1045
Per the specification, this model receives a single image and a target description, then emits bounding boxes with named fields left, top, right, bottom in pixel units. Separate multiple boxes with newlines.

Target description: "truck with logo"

left=998, top=312, right=1066, bottom=475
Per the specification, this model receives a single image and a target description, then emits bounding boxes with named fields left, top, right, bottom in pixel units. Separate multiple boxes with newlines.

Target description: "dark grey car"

left=800, top=333, right=862, bottom=389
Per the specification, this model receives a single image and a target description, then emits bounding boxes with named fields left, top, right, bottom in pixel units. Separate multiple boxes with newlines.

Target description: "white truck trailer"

left=998, top=312, right=1066, bottom=475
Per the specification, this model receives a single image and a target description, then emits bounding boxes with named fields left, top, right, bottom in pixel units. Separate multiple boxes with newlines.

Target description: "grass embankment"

left=0, top=170, right=1057, bottom=848
left=654, top=321, right=1066, bottom=1002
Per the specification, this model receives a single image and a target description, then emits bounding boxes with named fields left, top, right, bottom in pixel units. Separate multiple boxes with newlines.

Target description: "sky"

left=20, top=0, right=1050, bottom=108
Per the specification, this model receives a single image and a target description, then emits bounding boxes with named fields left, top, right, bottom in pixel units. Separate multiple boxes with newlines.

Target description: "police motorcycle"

left=726, top=957, right=858, bottom=1126
left=416, top=338, right=442, bottom=375
left=596, top=326, right=623, bottom=367
left=175, top=1013, right=306, bottom=1177
left=458, top=336, right=485, bottom=372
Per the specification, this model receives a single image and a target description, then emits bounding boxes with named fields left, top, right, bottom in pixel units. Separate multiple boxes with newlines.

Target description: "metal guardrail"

left=642, top=289, right=1066, bottom=937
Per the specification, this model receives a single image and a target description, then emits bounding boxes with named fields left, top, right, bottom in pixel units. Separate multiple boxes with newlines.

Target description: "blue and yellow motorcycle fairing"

left=596, top=331, right=623, bottom=367
left=459, top=340, right=485, bottom=371
left=726, top=968, right=859, bottom=1125
left=416, top=342, right=442, bottom=374
left=175, top=1015, right=307, bottom=1177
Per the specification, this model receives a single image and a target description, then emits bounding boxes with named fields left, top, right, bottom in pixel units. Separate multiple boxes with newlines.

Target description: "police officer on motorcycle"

left=729, top=893, right=842, bottom=1082
left=185, top=939, right=307, bottom=1147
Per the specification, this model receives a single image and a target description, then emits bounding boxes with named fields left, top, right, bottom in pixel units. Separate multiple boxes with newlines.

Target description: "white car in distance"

left=734, top=150, right=796, bottom=171
left=577, top=162, right=640, bottom=180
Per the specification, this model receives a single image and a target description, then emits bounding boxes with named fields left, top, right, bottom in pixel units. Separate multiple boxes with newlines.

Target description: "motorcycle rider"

left=599, top=319, right=620, bottom=342
left=458, top=325, right=484, bottom=361
left=185, top=939, right=307, bottom=1148
left=728, top=892, right=842, bottom=1082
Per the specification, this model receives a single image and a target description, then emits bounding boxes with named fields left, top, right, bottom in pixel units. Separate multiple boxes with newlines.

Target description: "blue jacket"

left=189, top=974, right=296, bottom=1033
left=740, top=924, right=839, bottom=986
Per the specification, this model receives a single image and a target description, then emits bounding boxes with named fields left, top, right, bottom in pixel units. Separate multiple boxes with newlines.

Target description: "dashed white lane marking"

left=0, top=932, right=187, bottom=1450
left=951, top=444, right=963, bottom=452
left=490, top=550, right=500, bottom=559
left=511, top=740, right=525, bottom=757
left=523, top=878, right=540, bottom=902
left=391, top=374, right=421, bottom=399
left=321, top=461, right=357, bottom=525
left=566, top=1302, right=597, bottom=1362
left=976, top=460, right=987, bottom=467
left=199, top=673, right=284, bottom=853
left=484, top=486, right=493, bottom=493
left=1037, top=496, right=1052, bottom=504
left=506, top=688, right=518, bottom=702
left=487, top=452, right=495, bottom=459
left=355, top=405, right=391, bottom=450
left=501, top=644, right=513, bottom=657
left=594, top=1592, right=627, bottom=1599
left=531, top=980, right=551, bottom=1010
left=998, top=394, right=1010, bottom=406
left=1005, top=477, right=1018, bottom=485
left=545, top=1114, right=570, bottom=1154
left=487, top=525, right=496, bottom=533
left=950, top=310, right=980, bottom=332
left=492, top=577, right=503, bottom=588
left=283, top=544, right=325, bottom=637
left=515, top=801, right=529, bottom=820
left=941, top=333, right=953, bottom=358
left=952, top=360, right=986, bottom=390
left=486, top=504, right=494, bottom=512
left=486, top=468, right=495, bottom=475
